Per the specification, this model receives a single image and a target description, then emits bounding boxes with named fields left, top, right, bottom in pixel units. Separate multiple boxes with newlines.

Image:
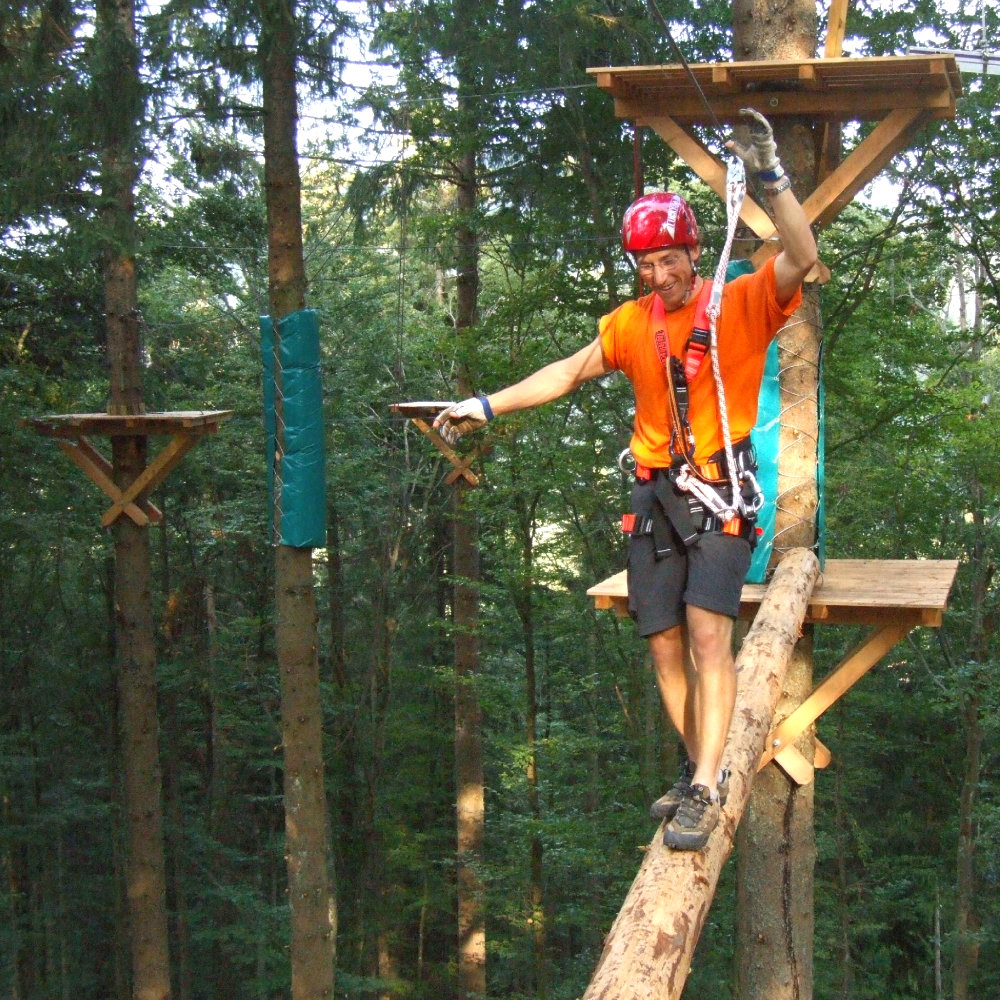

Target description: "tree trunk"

left=731, top=5, right=820, bottom=1000
left=952, top=696, right=981, bottom=1000
left=581, top=549, right=820, bottom=1000
left=95, top=0, right=172, bottom=994
left=452, top=11, right=487, bottom=988
left=513, top=508, right=548, bottom=997
left=454, top=479, right=486, bottom=1000
left=259, top=1, right=335, bottom=996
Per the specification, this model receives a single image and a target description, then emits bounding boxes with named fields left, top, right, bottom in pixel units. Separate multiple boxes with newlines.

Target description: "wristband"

left=764, top=177, right=792, bottom=197
left=476, top=394, right=495, bottom=421
left=758, top=165, right=785, bottom=183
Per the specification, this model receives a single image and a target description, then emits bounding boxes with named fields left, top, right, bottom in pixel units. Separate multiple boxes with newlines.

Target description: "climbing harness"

left=621, top=158, right=765, bottom=551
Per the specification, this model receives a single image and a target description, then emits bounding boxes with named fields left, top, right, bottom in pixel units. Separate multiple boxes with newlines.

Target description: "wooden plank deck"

left=587, top=558, right=960, bottom=627
left=587, top=54, right=963, bottom=124
left=25, top=410, right=234, bottom=438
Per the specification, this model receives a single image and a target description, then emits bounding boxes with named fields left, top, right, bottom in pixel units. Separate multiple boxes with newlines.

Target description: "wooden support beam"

left=101, top=432, right=197, bottom=527
left=58, top=437, right=162, bottom=526
left=24, top=410, right=232, bottom=527
left=581, top=548, right=821, bottom=1000
left=802, top=107, right=927, bottom=229
left=412, top=418, right=480, bottom=486
left=824, top=0, right=849, bottom=58
left=629, top=110, right=777, bottom=241
left=759, top=619, right=913, bottom=772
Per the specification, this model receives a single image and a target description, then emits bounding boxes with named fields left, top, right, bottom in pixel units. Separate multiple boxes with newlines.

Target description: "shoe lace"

left=675, top=787, right=712, bottom=828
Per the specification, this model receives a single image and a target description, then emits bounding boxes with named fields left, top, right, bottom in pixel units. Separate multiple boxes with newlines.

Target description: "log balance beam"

left=582, top=547, right=821, bottom=1000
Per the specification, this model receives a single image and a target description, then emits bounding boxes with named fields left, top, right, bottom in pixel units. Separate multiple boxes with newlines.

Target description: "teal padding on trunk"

left=747, top=338, right=780, bottom=583
left=261, top=309, right=326, bottom=548
left=817, top=345, right=826, bottom=569
left=716, top=261, right=777, bottom=583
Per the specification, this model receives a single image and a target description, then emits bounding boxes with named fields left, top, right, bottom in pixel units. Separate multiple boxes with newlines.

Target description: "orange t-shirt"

left=599, top=257, right=801, bottom=467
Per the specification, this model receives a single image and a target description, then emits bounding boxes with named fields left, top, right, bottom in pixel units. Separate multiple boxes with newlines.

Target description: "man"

left=434, top=110, right=817, bottom=850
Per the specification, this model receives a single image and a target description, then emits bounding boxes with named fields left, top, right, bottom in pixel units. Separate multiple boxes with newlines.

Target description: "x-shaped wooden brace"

left=410, top=418, right=480, bottom=487
left=621, top=104, right=930, bottom=282
left=758, top=619, right=915, bottom=784
left=59, top=431, right=199, bottom=527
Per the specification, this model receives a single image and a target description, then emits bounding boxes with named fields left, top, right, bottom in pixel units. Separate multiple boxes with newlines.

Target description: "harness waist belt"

left=633, top=435, right=755, bottom=485
left=634, top=459, right=726, bottom=483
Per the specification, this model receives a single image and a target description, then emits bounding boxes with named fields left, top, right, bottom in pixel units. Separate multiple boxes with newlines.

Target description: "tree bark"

left=95, top=0, right=172, bottom=994
left=259, top=1, right=335, bottom=996
left=454, top=479, right=486, bottom=1000
left=581, top=549, right=820, bottom=1000
left=452, top=11, right=487, bottom=991
left=952, top=695, right=981, bottom=1000
left=513, top=502, right=548, bottom=997
left=731, top=5, right=820, bottom=999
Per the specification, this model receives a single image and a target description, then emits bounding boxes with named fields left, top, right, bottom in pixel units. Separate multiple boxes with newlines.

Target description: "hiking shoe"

left=650, top=758, right=695, bottom=821
left=664, top=784, right=720, bottom=851
left=651, top=762, right=729, bottom=821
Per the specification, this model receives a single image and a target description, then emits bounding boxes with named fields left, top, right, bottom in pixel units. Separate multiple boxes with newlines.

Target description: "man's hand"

left=433, top=397, right=489, bottom=445
left=726, top=108, right=784, bottom=182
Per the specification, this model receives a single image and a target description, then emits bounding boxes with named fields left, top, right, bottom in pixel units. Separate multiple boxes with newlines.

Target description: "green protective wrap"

left=746, top=334, right=779, bottom=583
left=744, top=263, right=824, bottom=583
left=261, top=309, right=327, bottom=548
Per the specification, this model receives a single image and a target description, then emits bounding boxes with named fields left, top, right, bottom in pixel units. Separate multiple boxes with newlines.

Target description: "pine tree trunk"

left=953, top=694, right=981, bottom=1000
left=731, top=5, right=820, bottom=1000
left=259, top=1, right=334, bottom=995
left=454, top=480, right=485, bottom=1000
left=95, top=0, right=173, bottom=994
left=515, top=518, right=548, bottom=997
left=452, top=14, right=487, bottom=987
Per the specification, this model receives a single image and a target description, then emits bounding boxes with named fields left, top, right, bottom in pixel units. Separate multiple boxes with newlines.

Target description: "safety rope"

left=706, top=157, right=747, bottom=509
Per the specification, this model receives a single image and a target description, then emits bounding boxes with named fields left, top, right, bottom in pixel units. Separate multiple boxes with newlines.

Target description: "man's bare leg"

left=647, top=625, right=695, bottom=756
left=684, top=604, right=737, bottom=798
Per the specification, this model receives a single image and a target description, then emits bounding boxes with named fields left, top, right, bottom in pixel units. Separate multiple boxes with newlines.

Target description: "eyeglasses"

left=637, top=254, right=688, bottom=275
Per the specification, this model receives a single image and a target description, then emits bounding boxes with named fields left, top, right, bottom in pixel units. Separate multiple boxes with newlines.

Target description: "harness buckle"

left=674, top=466, right=738, bottom=522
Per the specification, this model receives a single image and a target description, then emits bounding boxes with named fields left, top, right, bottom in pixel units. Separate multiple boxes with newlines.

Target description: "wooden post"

left=581, top=548, right=821, bottom=1000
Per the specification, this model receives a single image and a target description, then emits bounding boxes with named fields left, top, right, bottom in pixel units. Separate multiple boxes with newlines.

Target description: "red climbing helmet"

left=621, top=191, right=700, bottom=254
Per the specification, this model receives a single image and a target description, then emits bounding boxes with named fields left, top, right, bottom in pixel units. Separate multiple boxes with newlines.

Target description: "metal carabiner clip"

left=617, top=448, right=636, bottom=475
left=739, top=469, right=766, bottom=515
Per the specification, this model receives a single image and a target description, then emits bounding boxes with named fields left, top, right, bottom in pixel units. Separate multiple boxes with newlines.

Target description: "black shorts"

left=626, top=477, right=752, bottom=637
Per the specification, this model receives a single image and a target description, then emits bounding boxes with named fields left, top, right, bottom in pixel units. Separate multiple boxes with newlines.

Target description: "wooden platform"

left=590, top=557, right=959, bottom=784
left=587, top=558, right=959, bottom=628
left=25, top=410, right=233, bottom=527
left=587, top=54, right=963, bottom=124
left=26, top=410, right=233, bottom=438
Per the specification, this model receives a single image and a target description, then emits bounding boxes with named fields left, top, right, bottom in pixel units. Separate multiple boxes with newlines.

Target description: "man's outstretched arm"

left=433, top=336, right=610, bottom=444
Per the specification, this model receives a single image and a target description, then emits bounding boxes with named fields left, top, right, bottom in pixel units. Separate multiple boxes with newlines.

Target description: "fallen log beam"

left=582, top=547, right=821, bottom=1000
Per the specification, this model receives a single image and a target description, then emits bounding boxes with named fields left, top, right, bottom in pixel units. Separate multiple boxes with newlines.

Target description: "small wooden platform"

left=587, top=54, right=963, bottom=124
left=587, top=558, right=958, bottom=628
left=588, top=557, right=959, bottom=785
left=25, top=410, right=233, bottom=527
left=26, top=410, right=233, bottom=438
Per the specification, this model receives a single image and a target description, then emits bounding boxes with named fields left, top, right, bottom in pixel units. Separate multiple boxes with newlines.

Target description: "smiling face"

left=636, top=245, right=702, bottom=312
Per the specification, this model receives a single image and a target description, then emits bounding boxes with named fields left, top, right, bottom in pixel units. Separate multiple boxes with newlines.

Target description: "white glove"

left=433, top=396, right=491, bottom=446
left=727, top=108, right=784, bottom=182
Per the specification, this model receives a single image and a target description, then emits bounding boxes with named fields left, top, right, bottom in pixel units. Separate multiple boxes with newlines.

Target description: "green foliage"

left=2, top=1, right=999, bottom=998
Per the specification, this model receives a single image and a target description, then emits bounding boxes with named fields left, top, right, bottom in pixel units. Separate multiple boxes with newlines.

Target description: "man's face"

left=636, top=245, right=701, bottom=311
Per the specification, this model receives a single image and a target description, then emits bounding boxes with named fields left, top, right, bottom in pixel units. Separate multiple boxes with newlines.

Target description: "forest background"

left=1, top=0, right=998, bottom=998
